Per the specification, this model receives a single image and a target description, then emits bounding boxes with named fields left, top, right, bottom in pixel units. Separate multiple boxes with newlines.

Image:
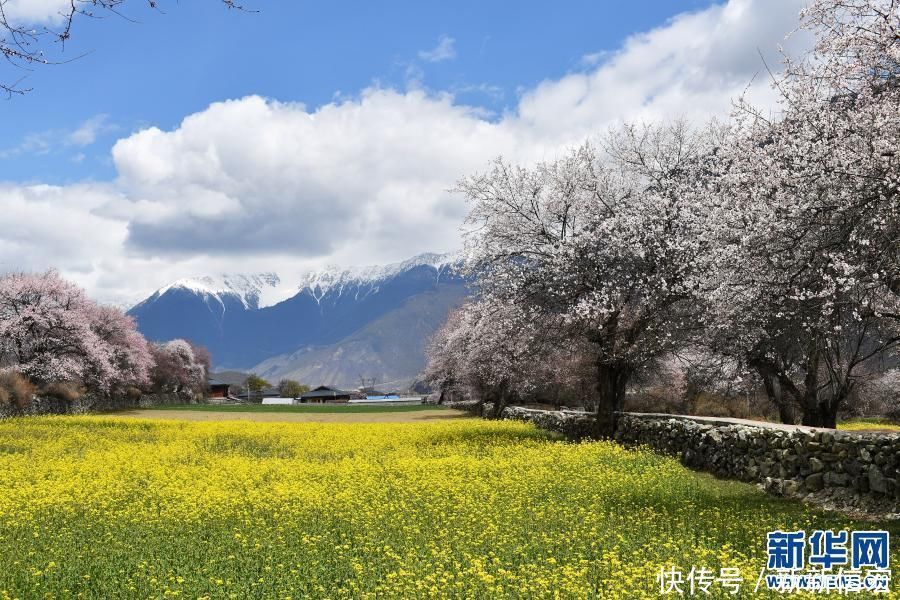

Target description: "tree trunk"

left=800, top=401, right=838, bottom=428
left=761, top=371, right=797, bottom=424
left=798, top=344, right=837, bottom=427
left=594, top=364, right=630, bottom=438
left=801, top=383, right=849, bottom=429
left=490, top=383, right=509, bottom=419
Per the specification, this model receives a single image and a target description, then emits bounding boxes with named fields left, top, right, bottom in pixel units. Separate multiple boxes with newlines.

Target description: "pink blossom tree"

left=0, top=270, right=154, bottom=393
left=425, top=296, right=556, bottom=416
left=423, top=307, right=470, bottom=404
left=149, top=338, right=208, bottom=395
left=87, top=305, right=154, bottom=391
left=0, top=270, right=97, bottom=385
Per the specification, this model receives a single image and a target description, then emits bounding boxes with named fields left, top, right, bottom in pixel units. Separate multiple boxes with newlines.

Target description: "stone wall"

left=0, top=391, right=198, bottom=419
left=613, top=413, right=900, bottom=507
left=438, top=399, right=900, bottom=511
left=496, top=405, right=597, bottom=440
left=439, top=401, right=598, bottom=439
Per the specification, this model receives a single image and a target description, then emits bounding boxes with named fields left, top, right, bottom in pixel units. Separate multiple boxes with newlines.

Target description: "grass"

left=838, top=417, right=900, bottom=432
left=0, top=416, right=896, bottom=599
left=141, top=402, right=442, bottom=413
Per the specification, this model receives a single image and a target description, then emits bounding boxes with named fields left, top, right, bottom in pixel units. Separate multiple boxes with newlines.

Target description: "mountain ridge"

left=133, top=251, right=461, bottom=312
left=128, top=252, right=468, bottom=384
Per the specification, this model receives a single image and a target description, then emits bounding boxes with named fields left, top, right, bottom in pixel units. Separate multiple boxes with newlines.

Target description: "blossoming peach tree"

left=456, top=122, right=714, bottom=435
left=702, top=0, right=899, bottom=427
left=0, top=270, right=153, bottom=395
left=435, top=0, right=899, bottom=432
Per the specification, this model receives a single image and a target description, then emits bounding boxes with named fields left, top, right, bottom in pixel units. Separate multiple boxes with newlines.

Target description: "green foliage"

left=277, top=378, right=309, bottom=399
left=244, top=374, right=271, bottom=402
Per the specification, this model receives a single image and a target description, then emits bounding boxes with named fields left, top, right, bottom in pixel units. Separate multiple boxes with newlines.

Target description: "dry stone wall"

left=438, top=399, right=900, bottom=510
left=613, top=413, right=900, bottom=506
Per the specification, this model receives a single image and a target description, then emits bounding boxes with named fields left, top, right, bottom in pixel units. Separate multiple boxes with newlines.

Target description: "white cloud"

left=418, top=35, right=457, bottom=63
left=110, top=91, right=527, bottom=262
left=0, top=114, right=115, bottom=159
left=68, top=114, right=115, bottom=146
left=0, top=183, right=129, bottom=297
left=1, top=0, right=72, bottom=24
left=0, top=0, right=809, bottom=305
left=514, top=0, right=810, bottom=144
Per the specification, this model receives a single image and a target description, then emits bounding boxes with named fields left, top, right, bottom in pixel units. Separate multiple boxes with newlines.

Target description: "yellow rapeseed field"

left=0, top=416, right=896, bottom=598
left=838, top=419, right=900, bottom=433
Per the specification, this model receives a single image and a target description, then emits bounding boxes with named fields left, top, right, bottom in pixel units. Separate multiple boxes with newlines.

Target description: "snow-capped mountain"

left=139, top=253, right=460, bottom=310
left=296, top=252, right=458, bottom=304
left=128, top=252, right=467, bottom=383
left=148, top=273, right=285, bottom=310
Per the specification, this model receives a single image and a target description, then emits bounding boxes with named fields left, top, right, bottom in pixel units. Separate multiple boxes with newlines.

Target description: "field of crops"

left=141, top=403, right=442, bottom=413
left=0, top=416, right=896, bottom=599
left=838, top=418, right=900, bottom=432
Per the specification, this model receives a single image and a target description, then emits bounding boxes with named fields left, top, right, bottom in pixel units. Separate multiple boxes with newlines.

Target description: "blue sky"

left=0, top=0, right=809, bottom=303
left=0, top=0, right=713, bottom=183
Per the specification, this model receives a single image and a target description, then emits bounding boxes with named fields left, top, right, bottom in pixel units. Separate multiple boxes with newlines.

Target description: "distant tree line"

left=237, top=375, right=309, bottom=402
left=425, top=0, right=900, bottom=433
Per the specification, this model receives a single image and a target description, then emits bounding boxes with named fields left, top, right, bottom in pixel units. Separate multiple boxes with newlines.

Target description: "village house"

left=207, top=379, right=231, bottom=399
left=300, top=385, right=352, bottom=403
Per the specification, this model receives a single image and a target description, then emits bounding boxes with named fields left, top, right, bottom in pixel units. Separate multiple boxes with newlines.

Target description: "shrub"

left=41, top=382, right=83, bottom=404
left=0, top=371, right=35, bottom=409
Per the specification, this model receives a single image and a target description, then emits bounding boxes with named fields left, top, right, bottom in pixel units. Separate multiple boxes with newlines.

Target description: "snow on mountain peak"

left=150, top=252, right=461, bottom=309
left=296, top=252, right=460, bottom=302
left=157, top=273, right=283, bottom=309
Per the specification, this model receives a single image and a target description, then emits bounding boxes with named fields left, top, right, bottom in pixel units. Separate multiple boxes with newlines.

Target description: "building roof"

left=208, top=379, right=231, bottom=387
left=301, top=385, right=352, bottom=398
left=235, top=387, right=280, bottom=398
left=208, top=371, right=251, bottom=386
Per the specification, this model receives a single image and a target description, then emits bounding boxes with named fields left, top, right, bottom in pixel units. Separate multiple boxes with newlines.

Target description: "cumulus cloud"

left=515, top=0, right=809, bottom=143
left=0, top=183, right=129, bottom=298
left=110, top=92, right=525, bottom=262
left=0, top=0, right=809, bottom=305
left=418, top=35, right=457, bottom=62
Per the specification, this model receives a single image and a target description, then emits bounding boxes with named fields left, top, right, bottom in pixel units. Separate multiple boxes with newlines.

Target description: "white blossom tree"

left=458, top=122, right=715, bottom=435
left=703, top=0, right=900, bottom=427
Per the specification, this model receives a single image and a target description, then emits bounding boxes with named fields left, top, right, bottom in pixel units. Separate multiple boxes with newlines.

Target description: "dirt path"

left=118, top=408, right=470, bottom=423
